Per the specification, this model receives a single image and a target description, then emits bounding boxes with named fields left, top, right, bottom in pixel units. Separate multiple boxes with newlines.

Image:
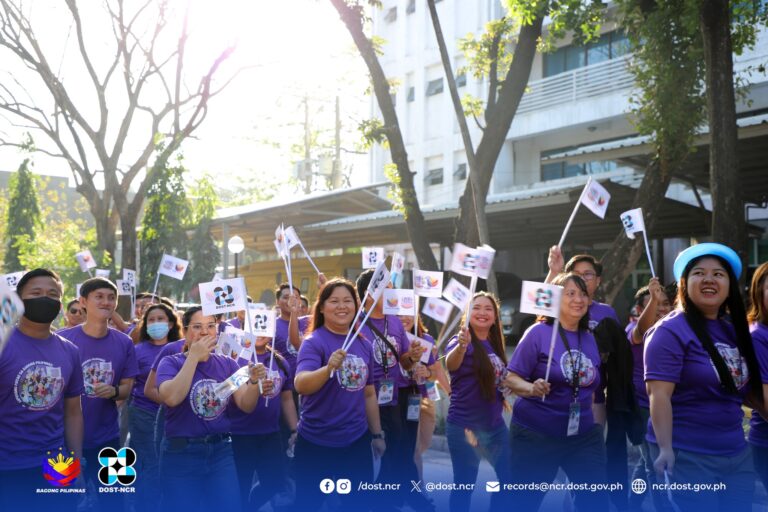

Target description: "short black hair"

left=275, top=283, right=300, bottom=301
left=66, top=299, right=80, bottom=310
left=79, top=277, right=118, bottom=298
left=16, top=268, right=62, bottom=296
left=300, top=295, right=309, bottom=307
left=355, top=268, right=374, bottom=301
left=182, top=306, right=203, bottom=328
left=564, top=254, right=603, bottom=277
left=136, top=292, right=160, bottom=301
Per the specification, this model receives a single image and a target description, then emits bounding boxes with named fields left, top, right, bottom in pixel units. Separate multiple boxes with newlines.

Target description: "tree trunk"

left=700, top=0, right=746, bottom=274
left=330, top=0, right=438, bottom=270
left=600, top=161, right=672, bottom=303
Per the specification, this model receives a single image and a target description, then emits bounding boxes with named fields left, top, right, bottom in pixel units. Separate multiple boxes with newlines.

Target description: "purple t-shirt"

left=151, top=339, right=185, bottom=371
left=131, top=340, right=172, bottom=413
left=229, top=351, right=293, bottom=435
left=58, top=325, right=139, bottom=448
left=156, top=353, right=240, bottom=437
left=626, top=321, right=649, bottom=408
left=358, top=315, right=411, bottom=406
left=446, top=337, right=506, bottom=431
left=749, top=322, right=768, bottom=448
left=0, top=329, right=84, bottom=470
left=274, top=315, right=310, bottom=374
left=295, top=326, right=374, bottom=447
left=588, top=301, right=620, bottom=331
left=508, top=322, right=601, bottom=437
left=644, top=311, right=750, bottom=456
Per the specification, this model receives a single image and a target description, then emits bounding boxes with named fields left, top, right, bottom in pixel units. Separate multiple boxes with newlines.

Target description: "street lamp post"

left=227, top=235, right=245, bottom=278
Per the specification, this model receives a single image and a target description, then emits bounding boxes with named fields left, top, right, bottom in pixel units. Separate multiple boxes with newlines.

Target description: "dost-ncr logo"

left=98, top=447, right=137, bottom=492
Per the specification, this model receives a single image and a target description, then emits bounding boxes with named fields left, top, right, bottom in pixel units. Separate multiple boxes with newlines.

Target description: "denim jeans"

left=83, top=436, right=125, bottom=511
left=231, top=432, right=288, bottom=512
left=128, top=404, right=161, bottom=512
left=648, top=442, right=755, bottom=512
left=445, top=421, right=511, bottom=512
left=160, top=437, right=240, bottom=512
left=752, top=444, right=768, bottom=498
left=630, top=407, right=672, bottom=512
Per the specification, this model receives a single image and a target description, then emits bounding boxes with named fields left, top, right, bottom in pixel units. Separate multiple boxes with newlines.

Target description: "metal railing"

left=517, top=56, right=634, bottom=114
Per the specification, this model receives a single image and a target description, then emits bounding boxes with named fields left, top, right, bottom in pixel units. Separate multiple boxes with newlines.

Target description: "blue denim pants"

left=160, top=436, right=240, bottom=512
left=128, top=404, right=161, bottom=512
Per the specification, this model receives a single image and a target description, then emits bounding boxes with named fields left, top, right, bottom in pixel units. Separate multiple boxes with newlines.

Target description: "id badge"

left=567, top=401, right=580, bottom=437
left=425, top=380, right=440, bottom=402
left=378, top=379, right=394, bottom=405
left=407, top=394, right=420, bottom=421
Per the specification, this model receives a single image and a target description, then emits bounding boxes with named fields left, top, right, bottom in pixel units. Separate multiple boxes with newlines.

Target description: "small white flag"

left=422, top=297, right=452, bottom=324
left=0, top=277, right=24, bottom=355
left=475, top=245, right=496, bottom=279
left=283, top=226, right=301, bottom=249
left=520, top=281, right=563, bottom=318
left=122, top=269, right=136, bottom=286
left=443, top=278, right=471, bottom=311
left=158, top=254, right=189, bottom=280
left=75, top=283, right=83, bottom=298
left=3, top=271, right=26, bottom=291
left=390, top=252, right=406, bottom=284
left=450, top=243, right=481, bottom=277
left=620, top=208, right=646, bottom=240
left=382, top=289, right=416, bottom=316
left=116, top=280, right=132, bottom=296
left=217, top=330, right=243, bottom=360
left=413, top=270, right=444, bottom=298
left=362, top=247, right=385, bottom=269
left=95, top=269, right=110, bottom=279
left=406, top=332, right=434, bottom=364
left=199, top=278, right=248, bottom=316
left=580, top=179, right=611, bottom=219
left=367, top=259, right=391, bottom=301
left=75, top=250, right=97, bottom=272
left=250, top=307, right=277, bottom=338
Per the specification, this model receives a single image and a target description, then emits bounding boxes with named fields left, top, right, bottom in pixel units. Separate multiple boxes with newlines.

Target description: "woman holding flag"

left=293, top=278, right=385, bottom=512
left=505, top=273, right=608, bottom=512
left=645, top=244, right=765, bottom=511
left=444, top=291, right=510, bottom=512
left=748, top=261, right=768, bottom=492
left=156, top=306, right=266, bottom=511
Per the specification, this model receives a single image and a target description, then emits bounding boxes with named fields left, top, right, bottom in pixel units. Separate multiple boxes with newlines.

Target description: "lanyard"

left=557, top=326, right=583, bottom=402
left=367, top=317, right=395, bottom=375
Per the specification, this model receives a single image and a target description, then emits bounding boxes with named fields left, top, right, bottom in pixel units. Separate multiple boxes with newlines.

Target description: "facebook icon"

left=320, top=478, right=335, bottom=494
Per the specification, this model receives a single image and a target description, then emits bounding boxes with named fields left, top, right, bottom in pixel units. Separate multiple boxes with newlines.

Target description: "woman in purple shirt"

left=127, top=303, right=181, bottom=512
left=156, top=306, right=266, bottom=512
left=293, top=278, right=385, bottom=512
left=646, top=243, right=766, bottom=512
left=747, top=261, right=768, bottom=494
left=505, top=273, right=607, bottom=512
left=445, top=292, right=510, bottom=512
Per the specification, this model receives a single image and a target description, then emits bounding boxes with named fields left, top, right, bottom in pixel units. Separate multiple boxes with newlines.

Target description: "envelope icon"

left=486, top=481, right=500, bottom=492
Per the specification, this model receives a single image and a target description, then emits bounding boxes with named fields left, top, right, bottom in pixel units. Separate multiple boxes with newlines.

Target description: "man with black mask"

left=0, top=268, right=84, bottom=512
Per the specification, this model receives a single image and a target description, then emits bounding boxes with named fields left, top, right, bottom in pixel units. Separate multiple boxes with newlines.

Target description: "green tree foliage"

left=186, top=175, right=221, bottom=301
left=139, top=155, right=192, bottom=300
left=3, top=156, right=41, bottom=272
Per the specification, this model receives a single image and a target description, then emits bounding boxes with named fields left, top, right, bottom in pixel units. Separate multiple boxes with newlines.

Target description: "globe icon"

left=631, top=479, right=647, bottom=495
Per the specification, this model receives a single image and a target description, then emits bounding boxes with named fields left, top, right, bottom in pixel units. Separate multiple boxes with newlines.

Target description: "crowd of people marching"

left=1, top=241, right=767, bottom=512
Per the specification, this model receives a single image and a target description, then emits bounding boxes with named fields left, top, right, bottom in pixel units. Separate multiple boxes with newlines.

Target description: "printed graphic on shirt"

left=82, top=358, right=115, bottom=396
left=372, top=335, right=398, bottom=369
left=189, top=379, right=228, bottom=420
left=286, top=340, right=298, bottom=357
left=588, top=319, right=599, bottom=332
left=488, top=352, right=507, bottom=391
left=336, top=354, right=368, bottom=392
left=559, top=350, right=597, bottom=387
left=264, top=370, right=283, bottom=399
left=712, top=343, right=749, bottom=389
left=14, top=361, right=64, bottom=410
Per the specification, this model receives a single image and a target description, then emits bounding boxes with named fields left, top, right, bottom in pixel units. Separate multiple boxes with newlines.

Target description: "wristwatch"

left=371, top=431, right=385, bottom=440
left=110, top=385, right=120, bottom=400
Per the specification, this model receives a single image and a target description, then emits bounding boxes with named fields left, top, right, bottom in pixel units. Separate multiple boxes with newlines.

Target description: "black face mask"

left=23, top=297, right=62, bottom=324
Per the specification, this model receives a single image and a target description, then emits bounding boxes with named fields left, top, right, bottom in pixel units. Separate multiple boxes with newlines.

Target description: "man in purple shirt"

left=0, top=268, right=84, bottom=512
left=58, top=277, right=138, bottom=507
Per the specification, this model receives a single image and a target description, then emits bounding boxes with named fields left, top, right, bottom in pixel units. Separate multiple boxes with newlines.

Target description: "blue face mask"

left=147, top=322, right=171, bottom=341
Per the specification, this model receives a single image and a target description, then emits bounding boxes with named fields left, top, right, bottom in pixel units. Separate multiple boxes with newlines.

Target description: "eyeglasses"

left=573, top=271, right=597, bottom=281
left=68, top=309, right=83, bottom=315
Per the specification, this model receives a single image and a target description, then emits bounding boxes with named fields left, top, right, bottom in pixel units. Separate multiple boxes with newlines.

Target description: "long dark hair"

left=748, top=262, right=768, bottom=325
left=137, top=303, right=182, bottom=344
left=459, top=291, right=506, bottom=402
left=538, top=273, right=591, bottom=332
left=308, top=278, right=359, bottom=333
left=678, top=255, right=762, bottom=399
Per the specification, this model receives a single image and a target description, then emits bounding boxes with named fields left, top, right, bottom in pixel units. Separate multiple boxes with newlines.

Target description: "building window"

left=425, top=168, right=443, bottom=186
left=540, top=147, right=619, bottom=181
left=406, top=0, right=415, bottom=14
left=385, top=7, right=397, bottom=23
left=456, top=73, right=466, bottom=87
left=454, top=163, right=467, bottom=180
left=543, top=30, right=631, bottom=78
left=407, top=86, right=415, bottom=102
left=426, top=78, right=444, bottom=96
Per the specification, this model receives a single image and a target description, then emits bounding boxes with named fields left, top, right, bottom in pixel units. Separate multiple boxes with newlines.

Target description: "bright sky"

left=0, top=0, right=371, bottom=194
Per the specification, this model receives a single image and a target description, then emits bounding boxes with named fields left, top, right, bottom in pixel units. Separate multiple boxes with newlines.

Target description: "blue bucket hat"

left=673, top=243, right=742, bottom=281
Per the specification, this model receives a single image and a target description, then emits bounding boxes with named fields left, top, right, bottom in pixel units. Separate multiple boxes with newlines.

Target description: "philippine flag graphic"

left=42, top=449, right=81, bottom=487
